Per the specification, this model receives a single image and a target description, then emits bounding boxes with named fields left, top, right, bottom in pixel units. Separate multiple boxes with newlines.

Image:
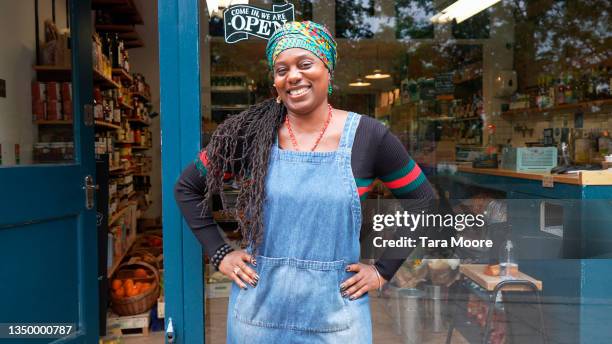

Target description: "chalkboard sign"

left=435, top=72, right=455, bottom=95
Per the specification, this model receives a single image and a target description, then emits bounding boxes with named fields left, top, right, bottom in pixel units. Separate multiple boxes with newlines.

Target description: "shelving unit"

left=33, top=65, right=121, bottom=90
left=210, top=73, right=252, bottom=124
left=501, top=98, right=612, bottom=117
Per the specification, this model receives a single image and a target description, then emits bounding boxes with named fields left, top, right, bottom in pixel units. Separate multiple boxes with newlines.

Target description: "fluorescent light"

left=206, top=0, right=219, bottom=17
left=206, top=0, right=248, bottom=17
left=430, top=0, right=501, bottom=24
left=349, top=78, right=371, bottom=87
left=365, top=69, right=391, bottom=79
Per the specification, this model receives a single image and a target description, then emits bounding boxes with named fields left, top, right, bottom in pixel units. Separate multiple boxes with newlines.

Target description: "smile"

left=287, top=86, right=311, bottom=97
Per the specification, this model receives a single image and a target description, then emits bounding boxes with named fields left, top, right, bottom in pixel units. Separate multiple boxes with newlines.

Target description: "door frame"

left=159, top=0, right=205, bottom=342
left=0, top=0, right=97, bottom=342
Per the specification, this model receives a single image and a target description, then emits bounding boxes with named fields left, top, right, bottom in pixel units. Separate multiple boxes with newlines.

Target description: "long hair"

left=203, top=98, right=286, bottom=253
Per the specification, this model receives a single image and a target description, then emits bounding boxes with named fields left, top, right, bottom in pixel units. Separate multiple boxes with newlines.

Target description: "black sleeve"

left=371, top=126, right=437, bottom=281
left=174, top=162, right=228, bottom=257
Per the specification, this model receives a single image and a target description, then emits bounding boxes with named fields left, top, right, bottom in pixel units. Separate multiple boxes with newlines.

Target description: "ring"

left=233, top=266, right=241, bottom=275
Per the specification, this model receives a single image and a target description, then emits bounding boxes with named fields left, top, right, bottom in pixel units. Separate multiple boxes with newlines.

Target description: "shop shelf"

left=211, top=105, right=249, bottom=110
left=115, top=140, right=135, bottom=144
left=454, top=116, right=482, bottom=121
left=127, top=117, right=151, bottom=126
left=33, top=65, right=121, bottom=90
left=109, top=205, right=129, bottom=225
left=501, top=99, right=612, bottom=117
left=96, top=120, right=122, bottom=130
left=211, top=86, right=250, bottom=93
left=107, top=234, right=137, bottom=279
left=33, top=119, right=121, bottom=130
left=112, top=68, right=133, bottom=83
left=131, top=92, right=151, bottom=103
left=92, top=0, right=143, bottom=25
left=109, top=165, right=123, bottom=172
left=118, top=100, right=133, bottom=110
left=132, top=145, right=151, bottom=150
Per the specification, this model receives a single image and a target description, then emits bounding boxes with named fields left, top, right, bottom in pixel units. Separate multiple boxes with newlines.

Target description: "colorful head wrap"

left=266, top=21, right=337, bottom=74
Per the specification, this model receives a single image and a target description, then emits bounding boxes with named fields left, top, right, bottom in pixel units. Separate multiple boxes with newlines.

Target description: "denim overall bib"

left=226, top=112, right=372, bottom=343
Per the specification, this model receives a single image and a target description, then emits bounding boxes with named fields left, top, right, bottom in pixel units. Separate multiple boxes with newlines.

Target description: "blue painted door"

left=159, top=0, right=205, bottom=343
left=0, top=1, right=98, bottom=342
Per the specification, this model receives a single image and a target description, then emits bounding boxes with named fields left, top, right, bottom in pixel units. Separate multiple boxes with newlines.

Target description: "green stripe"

left=379, top=160, right=416, bottom=183
left=355, top=178, right=375, bottom=187
left=194, top=157, right=207, bottom=177
left=360, top=192, right=370, bottom=201
left=389, top=173, right=426, bottom=196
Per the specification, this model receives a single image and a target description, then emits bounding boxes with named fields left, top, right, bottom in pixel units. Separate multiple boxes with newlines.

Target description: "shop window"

left=335, top=0, right=376, bottom=39
left=395, top=0, right=435, bottom=40
left=452, top=9, right=490, bottom=39
left=208, top=0, right=313, bottom=37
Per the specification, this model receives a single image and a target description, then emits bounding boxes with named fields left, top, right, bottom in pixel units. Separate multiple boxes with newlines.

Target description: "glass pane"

left=200, top=1, right=612, bottom=343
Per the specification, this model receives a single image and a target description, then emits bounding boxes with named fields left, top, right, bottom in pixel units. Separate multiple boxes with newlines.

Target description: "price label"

left=542, top=175, right=554, bottom=188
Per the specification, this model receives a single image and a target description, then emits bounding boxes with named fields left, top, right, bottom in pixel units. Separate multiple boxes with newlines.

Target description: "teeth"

left=289, top=87, right=310, bottom=96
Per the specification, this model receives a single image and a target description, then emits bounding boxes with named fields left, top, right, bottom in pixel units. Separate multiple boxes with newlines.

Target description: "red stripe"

left=383, top=164, right=422, bottom=189
left=199, top=150, right=209, bottom=167
left=357, top=186, right=372, bottom=196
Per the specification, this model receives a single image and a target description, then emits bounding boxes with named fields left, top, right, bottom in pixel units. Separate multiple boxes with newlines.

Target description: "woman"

left=175, top=21, right=435, bottom=343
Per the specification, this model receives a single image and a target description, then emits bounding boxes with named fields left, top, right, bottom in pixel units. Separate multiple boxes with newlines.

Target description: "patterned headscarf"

left=266, top=21, right=337, bottom=93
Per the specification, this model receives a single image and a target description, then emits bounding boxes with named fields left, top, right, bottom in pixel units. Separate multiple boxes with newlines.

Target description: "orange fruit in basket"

left=124, top=279, right=134, bottom=289
left=114, top=287, right=125, bottom=298
left=140, top=282, right=151, bottom=293
left=134, top=268, right=147, bottom=278
left=111, top=279, right=123, bottom=290
left=126, top=284, right=140, bottom=297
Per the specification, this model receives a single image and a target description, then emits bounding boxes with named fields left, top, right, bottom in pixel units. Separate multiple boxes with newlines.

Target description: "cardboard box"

left=31, top=82, right=46, bottom=101
left=32, top=100, right=45, bottom=121
left=206, top=282, right=232, bottom=299
left=46, top=82, right=61, bottom=101
left=46, top=100, right=62, bottom=120
left=61, top=82, right=72, bottom=101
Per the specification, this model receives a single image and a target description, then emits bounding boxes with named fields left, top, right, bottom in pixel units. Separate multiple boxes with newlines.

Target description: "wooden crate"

left=107, top=311, right=151, bottom=337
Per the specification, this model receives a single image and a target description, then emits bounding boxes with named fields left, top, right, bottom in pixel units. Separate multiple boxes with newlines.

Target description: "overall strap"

left=338, top=112, right=361, bottom=153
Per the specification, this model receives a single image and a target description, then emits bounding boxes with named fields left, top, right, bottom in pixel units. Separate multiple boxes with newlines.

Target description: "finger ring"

left=233, top=266, right=241, bottom=275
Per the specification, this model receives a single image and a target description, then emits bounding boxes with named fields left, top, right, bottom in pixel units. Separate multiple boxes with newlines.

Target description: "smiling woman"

left=174, top=20, right=435, bottom=344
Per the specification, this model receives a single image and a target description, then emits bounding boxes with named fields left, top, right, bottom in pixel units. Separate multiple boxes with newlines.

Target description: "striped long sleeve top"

left=174, top=115, right=436, bottom=281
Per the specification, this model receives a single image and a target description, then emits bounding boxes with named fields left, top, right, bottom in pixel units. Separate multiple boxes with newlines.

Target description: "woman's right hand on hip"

left=218, top=250, right=259, bottom=289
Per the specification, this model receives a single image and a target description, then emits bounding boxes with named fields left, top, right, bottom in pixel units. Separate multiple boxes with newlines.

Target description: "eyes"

left=275, top=60, right=313, bottom=76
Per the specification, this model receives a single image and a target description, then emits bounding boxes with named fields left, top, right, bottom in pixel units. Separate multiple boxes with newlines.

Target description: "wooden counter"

left=457, top=165, right=612, bottom=186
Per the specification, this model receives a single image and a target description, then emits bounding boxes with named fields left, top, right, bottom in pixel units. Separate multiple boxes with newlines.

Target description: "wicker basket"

left=111, top=261, right=160, bottom=316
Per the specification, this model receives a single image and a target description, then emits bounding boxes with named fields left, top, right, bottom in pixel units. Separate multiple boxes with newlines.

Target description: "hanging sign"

left=224, top=3, right=295, bottom=44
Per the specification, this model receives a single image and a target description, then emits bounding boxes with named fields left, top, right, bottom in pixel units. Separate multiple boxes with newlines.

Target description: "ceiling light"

left=365, top=69, right=391, bottom=79
left=206, top=0, right=249, bottom=17
left=349, top=78, right=371, bottom=87
left=430, top=0, right=501, bottom=24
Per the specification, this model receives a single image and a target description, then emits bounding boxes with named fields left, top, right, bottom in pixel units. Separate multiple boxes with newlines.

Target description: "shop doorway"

left=0, top=1, right=99, bottom=343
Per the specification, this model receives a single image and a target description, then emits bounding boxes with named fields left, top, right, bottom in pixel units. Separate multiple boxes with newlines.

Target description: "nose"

left=287, top=66, right=302, bottom=84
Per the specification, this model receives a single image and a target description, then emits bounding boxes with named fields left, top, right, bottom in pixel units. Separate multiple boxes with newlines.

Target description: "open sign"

left=224, top=3, right=295, bottom=43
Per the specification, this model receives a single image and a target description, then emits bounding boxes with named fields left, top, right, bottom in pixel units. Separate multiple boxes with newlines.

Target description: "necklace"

left=284, top=104, right=333, bottom=151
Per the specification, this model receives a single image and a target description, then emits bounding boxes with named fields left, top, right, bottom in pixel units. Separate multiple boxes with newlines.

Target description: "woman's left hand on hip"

left=339, top=263, right=387, bottom=300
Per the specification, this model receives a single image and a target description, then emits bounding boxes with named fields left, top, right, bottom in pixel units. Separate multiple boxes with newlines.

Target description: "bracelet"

left=370, top=264, right=383, bottom=296
left=211, top=243, right=234, bottom=271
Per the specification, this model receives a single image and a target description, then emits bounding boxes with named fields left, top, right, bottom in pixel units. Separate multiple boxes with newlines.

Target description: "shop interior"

left=0, top=0, right=610, bottom=343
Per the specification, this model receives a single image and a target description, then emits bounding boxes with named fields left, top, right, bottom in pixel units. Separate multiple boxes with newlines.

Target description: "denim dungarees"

left=226, top=111, right=372, bottom=343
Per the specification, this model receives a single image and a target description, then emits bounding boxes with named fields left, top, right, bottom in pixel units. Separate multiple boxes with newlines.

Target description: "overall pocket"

left=233, top=256, right=351, bottom=332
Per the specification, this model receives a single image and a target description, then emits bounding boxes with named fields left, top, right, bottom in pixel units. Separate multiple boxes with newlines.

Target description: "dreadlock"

left=202, top=98, right=287, bottom=254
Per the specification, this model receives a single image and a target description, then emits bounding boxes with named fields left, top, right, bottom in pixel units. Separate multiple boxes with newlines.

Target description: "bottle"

left=565, top=72, right=574, bottom=104
left=556, top=75, right=565, bottom=105
left=499, top=239, right=518, bottom=279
